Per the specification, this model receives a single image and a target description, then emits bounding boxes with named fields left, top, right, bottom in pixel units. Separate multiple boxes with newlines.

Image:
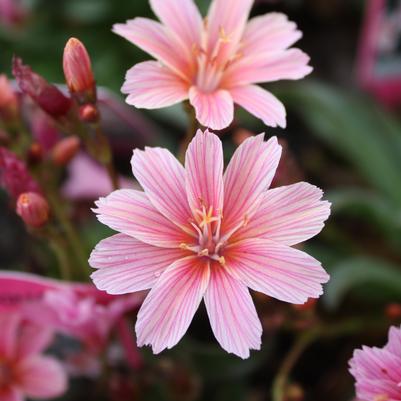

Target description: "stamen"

left=198, top=249, right=209, bottom=256
left=218, top=256, right=226, bottom=266
left=219, top=214, right=250, bottom=244
left=180, top=243, right=201, bottom=253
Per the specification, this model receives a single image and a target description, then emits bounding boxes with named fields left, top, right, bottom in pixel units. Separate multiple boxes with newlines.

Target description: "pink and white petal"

left=122, top=61, right=188, bottom=109
left=223, top=48, right=312, bottom=87
left=204, top=263, right=262, bottom=359
left=386, top=326, right=401, bottom=357
left=206, top=0, right=253, bottom=61
left=17, top=356, right=67, bottom=399
left=185, top=129, right=224, bottom=216
left=149, top=0, right=202, bottom=51
left=241, top=13, right=302, bottom=56
left=224, top=239, right=330, bottom=304
left=94, top=189, right=192, bottom=248
left=136, top=256, right=210, bottom=354
left=17, top=323, right=53, bottom=359
left=112, top=18, right=190, bottom=80
left=0, top=388, right=24, bottom=401
left=230, top=85, right=286, bottom=128
left=234, top=182, right=331, bottom=246
left=222, top=135, right=282, bottom=237
left=189, top=87, right=234, bottom=130
left=89, top=233, right=188, bottom=294
left=0, top=313, right=19, bottom=359
left=131, top=146, right=193, bottom=231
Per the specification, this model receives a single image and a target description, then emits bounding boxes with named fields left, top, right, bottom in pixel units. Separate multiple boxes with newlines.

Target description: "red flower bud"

left=12, top=57, right=71, bottom=117
left=0, top=74, right=18, bottom=120
left=385, top=303, right=401, bottom=321
left=16, top=192, right=50, bottom=228
left=63, top=38, right=96, bottom=102
left=51, top=136, right=81, bottom=166
left=79, top=104, right=99, bottom=123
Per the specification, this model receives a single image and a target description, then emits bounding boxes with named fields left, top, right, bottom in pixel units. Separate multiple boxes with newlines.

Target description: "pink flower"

left=113, top=0, right=312, bottom=130
left=349, top=325, right=401, bottom=401
left=89, top=129, right=330, bottom=358
left=0, top=313, right=67, bottom=401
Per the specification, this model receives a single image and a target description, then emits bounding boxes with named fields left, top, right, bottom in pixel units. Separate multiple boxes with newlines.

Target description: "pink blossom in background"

left=349, top=325, right=401, bottom=401
left=0, top=313, right=67, bottom=401
left=62, top=153, right=136, bottom=201
left=90, top=129, right=330, bottom=358
left=113, top=0, right=312, bottom=130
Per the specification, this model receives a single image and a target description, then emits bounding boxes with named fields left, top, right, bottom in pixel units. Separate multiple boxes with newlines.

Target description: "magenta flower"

left=113, top=0, right=312, bottom=130
left=349, top=325, right=401, bottom=401
left=89, top=130, right=330, bottom=358
left=0, top=313, right=67, bottom=401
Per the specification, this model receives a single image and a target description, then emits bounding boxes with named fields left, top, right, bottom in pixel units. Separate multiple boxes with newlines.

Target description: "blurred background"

left=1, top=0, right=401, bottom=401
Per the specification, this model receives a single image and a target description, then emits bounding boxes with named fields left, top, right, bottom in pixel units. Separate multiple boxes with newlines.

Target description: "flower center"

left=192, top=24, right=242, bottom=93
left=0, top=359, right=13, bottom=389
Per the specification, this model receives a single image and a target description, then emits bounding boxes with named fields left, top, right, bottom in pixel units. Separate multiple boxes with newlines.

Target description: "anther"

left=199, top=249, right=209, bottom=256
left=218, top=256, right=226, bottom=266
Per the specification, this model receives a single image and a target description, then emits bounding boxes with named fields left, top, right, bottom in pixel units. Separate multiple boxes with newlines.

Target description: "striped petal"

left=136, top=256, right=210, bottom=354
left=224, top=239, right=330, bottom=304
left=222, top=135, right=282, bottom=237
left=131, top=146, right=193, bottom=232
left=189, top=87, right=234, bottom=130
left=149, top=0, right=202, bottom=51
left=122, top=61, right=189, bottom=109
left=230, top=85, right=286, bottom=128
left=386, top=326, right=401, bottom=357
left=90, top=233, right=187, bottom=294
left=185, top=129, right=224, bottom=217
left=94, top=189, right=191, bottom=248
left=204, top=263, right=262, bottom=359
left=112, top=18, right=190, bottom=80
left=234, top=182, right=331, bottom=246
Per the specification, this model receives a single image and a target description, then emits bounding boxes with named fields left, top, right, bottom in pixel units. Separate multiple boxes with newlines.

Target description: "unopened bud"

left=16, top=192, right=50, bottom=228
left=63, top=38, right=96, bottom=102
left=51, top=136, right=80, bottom=166
left=27, top=142, right=43, bottom=164
left=12, top=57, right=71, bottom=117
left=79, top=104, right=99, bottom=123
left=385, top=303, right=401, bottom=320
left=0, top=74, right=18, bottom=120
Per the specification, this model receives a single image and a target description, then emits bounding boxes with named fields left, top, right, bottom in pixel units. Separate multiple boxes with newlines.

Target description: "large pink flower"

left=89, top=129, right=330, bottom=358
left=0, top=313, right=67, bottom=401
left=113, top=0, right=312, bottom=130
left=349, top=325, right=401, bottom=401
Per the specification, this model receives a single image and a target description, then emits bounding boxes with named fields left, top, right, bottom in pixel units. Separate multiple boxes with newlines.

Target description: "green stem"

left=49, top=236, right=72, bottom=281
left=178, top=103, right=198, bottom=163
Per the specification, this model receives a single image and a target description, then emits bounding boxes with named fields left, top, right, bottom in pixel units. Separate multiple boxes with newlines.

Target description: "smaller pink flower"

left=0, top=313, right=67, bottom=401
left=113, top=0, right=312, bottom=130
left=349, top=325, right=401, bottom=401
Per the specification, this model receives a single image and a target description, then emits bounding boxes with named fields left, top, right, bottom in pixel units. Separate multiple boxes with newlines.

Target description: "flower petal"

left=204, top=263, right=262, bottom=359
left=0, top=388, right=23, bottom=401
left=386, top=326, right=401, bottom=357
left=149, top=0, right=202, bottom=51
left=17, top=323, right=53, bottom=359
left=223, top=48, right=312, bottom=87
left=16, top=356, right=67, bottom=399
left=112, top=18, right=190, bottom=80
left=185, top=129, right=224, bottom=217
left=90, top=233, right=187, bottom=294
left=230, top=85, right=286, bottom=128
left=136, top=256, right=210, bottom=354
left=122, top=61, right=188, bottom=109
left=131, top=146, right=193, bottom=231
left=0, top=313, right=19, bottom=359
left=234, top=182, right=331, bottom=246
left=242, top=13, right=302, bottom=56
left=189, top=87, right=234, bottom=130
left=206, top=0, right=253, bottom=62
left=94, top=189, right=192, bottom=248
left=224, top=239, right=330, bottom=304
left=222, top=135, right=281, bottom=237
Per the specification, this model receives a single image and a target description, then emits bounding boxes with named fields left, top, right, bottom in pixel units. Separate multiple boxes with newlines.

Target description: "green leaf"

left=323, top=257, right=401, bottom=309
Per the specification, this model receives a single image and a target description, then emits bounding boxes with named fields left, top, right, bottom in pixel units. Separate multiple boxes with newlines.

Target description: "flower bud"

left=12, top=57, right=71, bottom=117
left=0, top=74, right=18, bottom=120
left=63, top=38, right=96, bottom=103
left=27, top=142, right=43, bottom=164
left=51, top=136, right=81, bottom=166
left=385, top=303, right=401, bottom=320
left=79, top=104, right=99, bottom=123
left=16, top=192, right=50, bottom=228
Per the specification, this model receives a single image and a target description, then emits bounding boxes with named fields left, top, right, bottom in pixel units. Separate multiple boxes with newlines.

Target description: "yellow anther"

left=199, top=249, right=209, bottom=256
left=218, top=256, right=226, bottom=266
left=197, top=205, right=219, bottom=228
left=180, top=243, right=189, bottom=250
left=374, top=394, right=389, bottom=401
